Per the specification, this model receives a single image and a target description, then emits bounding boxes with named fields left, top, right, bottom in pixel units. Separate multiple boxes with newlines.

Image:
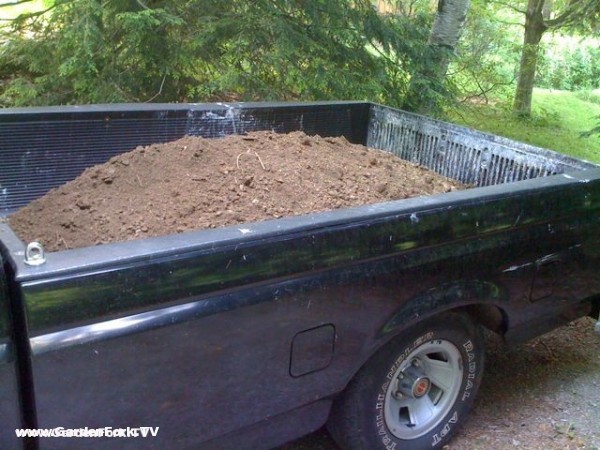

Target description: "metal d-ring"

left=24, top=242, right=46, bottom=266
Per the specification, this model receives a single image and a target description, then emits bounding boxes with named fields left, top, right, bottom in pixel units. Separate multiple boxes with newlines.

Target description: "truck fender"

left=374, top=279, right=508, bottom=349
left=331, top=280, right=507, bottom=412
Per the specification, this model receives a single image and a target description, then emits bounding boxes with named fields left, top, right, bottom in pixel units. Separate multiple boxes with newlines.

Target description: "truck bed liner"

left=1, top=102, right=595, bottom=215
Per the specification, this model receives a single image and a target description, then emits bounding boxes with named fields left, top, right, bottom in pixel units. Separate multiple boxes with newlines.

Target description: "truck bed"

left=0, top=102, right=595, bottom=214
left=1, top=102, right=599, bottom=450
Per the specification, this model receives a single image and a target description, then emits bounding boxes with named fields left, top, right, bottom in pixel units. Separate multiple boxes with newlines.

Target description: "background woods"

left=1, top=0, right=599, bottom=153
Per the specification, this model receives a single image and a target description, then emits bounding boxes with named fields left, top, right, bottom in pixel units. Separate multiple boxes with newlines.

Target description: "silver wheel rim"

left=384, top=339, right=463, bottom=440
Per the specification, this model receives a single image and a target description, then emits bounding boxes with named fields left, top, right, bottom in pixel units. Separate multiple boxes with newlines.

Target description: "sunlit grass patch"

left=450, top=89, right=600, bottom=164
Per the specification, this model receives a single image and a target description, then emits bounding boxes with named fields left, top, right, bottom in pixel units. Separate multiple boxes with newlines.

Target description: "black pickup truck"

left=1, top=102, right=599, bottom=450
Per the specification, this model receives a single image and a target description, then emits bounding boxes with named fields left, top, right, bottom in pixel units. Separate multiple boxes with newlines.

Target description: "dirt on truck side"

left=8, top=130, right=464, bottom=252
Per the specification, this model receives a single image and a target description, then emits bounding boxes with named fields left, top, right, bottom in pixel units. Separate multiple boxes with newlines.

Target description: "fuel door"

left=289, top=324, right=335, bottom=377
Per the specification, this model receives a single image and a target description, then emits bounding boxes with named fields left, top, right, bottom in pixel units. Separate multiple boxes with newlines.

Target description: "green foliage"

left=536, top=36, right=600, bottom=91
left=449, top=0, right=521, bottom=104
left=2, top=0, right=186, bottom=104
left=575, top=90, right=600, bottom=105
left=581, top=117, right=600, bottom=138
left=2, top=0, right=599, bottom=118
left=0, top=0, right=436, bottom=108
left=450, top=89, right=600, bottom=162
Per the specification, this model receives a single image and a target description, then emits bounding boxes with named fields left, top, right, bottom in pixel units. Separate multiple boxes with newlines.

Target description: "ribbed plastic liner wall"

left=367, top=105, right=595, bottom=187
left=0, top=102, right=596, bottom=214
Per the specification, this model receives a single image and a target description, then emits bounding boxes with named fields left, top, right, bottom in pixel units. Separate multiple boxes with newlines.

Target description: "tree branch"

left=3, top=1, right=60, bottom=26
left=544, top=0, right=600, bottom=29
left=144, top=73, right=167, bottom=102
left=491, top=0, right=527, bottom=15
left=0, top=0, right=37, bottom=8
left=495, top=18, right=525, bottom=27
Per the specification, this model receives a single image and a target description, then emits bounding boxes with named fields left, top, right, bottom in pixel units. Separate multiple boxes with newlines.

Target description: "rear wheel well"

left=458, top=303, right=508, bottom=335
left=590, top=295, right=600, bottom=320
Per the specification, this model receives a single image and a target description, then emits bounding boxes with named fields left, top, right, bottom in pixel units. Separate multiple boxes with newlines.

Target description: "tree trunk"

left=513, top=0, right=548, bottom=116
left=428, top=0, right=471, bottom=78
left=403, top=0, right=471, bottom=114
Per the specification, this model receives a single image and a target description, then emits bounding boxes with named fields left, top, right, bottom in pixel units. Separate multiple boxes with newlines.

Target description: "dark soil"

left=8, top=131, right=463, bottom=251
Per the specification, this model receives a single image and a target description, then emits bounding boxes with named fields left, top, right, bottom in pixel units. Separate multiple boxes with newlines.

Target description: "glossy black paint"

left=0, top=254, right=23, bottom=450
left=0, top=102, right=599, bottom=450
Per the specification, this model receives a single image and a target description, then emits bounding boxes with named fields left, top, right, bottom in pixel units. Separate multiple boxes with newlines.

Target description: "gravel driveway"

left=279, top=316, right=600, bottom=450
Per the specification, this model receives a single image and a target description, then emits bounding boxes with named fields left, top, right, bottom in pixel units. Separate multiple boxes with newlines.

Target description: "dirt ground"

left=8, top=131, right=462, bottom=251
left=280, top=317, right=600, bottom=450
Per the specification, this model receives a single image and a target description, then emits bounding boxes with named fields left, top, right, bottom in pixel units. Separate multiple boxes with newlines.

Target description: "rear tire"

left=327, top=312, right=484, bottom=450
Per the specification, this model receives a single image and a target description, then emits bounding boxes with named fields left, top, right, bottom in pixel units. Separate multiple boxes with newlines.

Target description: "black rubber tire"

left=327, top=312, right=484, bottom=450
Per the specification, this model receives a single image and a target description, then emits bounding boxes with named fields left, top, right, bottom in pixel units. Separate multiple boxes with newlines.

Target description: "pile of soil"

left=8, top=131, right=464, bottom=252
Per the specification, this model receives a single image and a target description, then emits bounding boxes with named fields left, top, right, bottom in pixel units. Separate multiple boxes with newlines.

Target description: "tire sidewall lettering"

left=430, top=337, right=479, bottom=448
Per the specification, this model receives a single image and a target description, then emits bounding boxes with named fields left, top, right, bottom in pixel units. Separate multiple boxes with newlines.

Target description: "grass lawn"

left=450, top=89, right=600, bottom=164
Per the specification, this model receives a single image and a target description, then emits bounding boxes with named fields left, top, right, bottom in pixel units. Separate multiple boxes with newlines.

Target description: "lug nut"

left=392, top=390, right=404, bottom=400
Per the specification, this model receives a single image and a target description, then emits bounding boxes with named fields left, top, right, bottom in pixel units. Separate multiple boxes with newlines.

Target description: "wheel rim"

left=384, top=339, right=463, bottom=440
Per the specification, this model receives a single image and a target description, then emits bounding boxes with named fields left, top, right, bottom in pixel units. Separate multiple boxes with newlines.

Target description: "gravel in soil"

left=280, top=317, right=600, bottom=450
left=8, top=131, right=463, bottom=251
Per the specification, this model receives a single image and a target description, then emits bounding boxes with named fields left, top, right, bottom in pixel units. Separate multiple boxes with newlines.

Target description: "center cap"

left=413, top=377, right=431, bottom=398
